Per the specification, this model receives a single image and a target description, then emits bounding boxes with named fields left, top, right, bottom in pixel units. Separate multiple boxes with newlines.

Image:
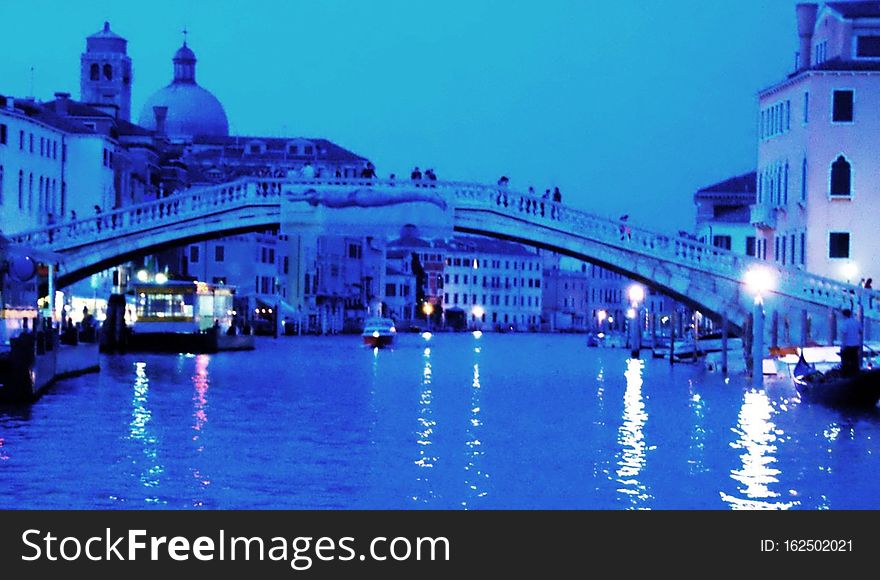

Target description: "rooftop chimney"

left=54, top=91, right=70, bottom=116
left=153, top=106, right=168, bottom=135
left=796, top=3, right=819, bottom=71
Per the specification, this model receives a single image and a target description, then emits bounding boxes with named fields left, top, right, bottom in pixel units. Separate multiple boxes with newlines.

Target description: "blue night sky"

left=1, top=0, right=810, bottom=232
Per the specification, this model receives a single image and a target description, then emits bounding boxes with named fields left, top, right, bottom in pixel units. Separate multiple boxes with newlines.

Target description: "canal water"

left=1, top=334, right=878, bottom=509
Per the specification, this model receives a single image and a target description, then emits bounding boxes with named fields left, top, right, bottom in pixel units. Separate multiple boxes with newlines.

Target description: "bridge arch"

left=7, top=176, right=877, bottom=339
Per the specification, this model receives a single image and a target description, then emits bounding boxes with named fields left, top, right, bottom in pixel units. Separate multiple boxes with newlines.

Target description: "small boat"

left=673, top=331, right=743, bottom=361
left=362, top=317, right=396, bottom=348
left=794, top=366, right=880, bottom=409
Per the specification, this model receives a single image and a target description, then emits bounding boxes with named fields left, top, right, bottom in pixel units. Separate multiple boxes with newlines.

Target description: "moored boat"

left=362, top=317, right=396, bottom=348
left=794, top=368, right=880, bottom=409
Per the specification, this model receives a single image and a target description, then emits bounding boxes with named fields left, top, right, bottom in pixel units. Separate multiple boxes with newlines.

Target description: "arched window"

left=90, top=63, right=100, bottom=80
left=830, top=155, right=851, bottom=196
left=103, top=64, right=113, bottom=80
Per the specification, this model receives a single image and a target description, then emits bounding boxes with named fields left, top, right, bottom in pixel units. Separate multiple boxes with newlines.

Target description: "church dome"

left=137, top=40, right=229, bottom=138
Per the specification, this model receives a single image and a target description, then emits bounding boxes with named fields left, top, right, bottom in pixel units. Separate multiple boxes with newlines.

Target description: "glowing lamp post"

left=744, top=266, right=774, bottom=386
left=628, top=285, right=645, bottom=357
left=422, top=302, right=434, bottom=331
left=597, top=309, right=607, bottom=332
left=471, top=305, right=485, bottom=330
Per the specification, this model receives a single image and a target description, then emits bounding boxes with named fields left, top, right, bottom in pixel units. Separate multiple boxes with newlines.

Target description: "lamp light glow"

left=744, top=266, right=774, bottom=297
left=628, top=284, right=645, bottom=304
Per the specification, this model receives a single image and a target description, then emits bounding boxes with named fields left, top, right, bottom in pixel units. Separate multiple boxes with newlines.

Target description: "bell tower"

left=80, top=21, right=132, bottom=121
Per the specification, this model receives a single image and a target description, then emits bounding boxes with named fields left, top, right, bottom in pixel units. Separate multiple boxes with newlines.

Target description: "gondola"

left=794, top=365, right=880, bottom=409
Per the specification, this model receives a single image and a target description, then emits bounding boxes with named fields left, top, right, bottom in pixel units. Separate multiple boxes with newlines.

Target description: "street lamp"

left=422, top=302, right=434, bottom=331
left=628, top=284, right=645, bottom=357
left=154, top=272, right=168, bottom=285
left=597, top=309, right=607, bottom=332
left=628, top=284, right=645, bottom=305
left=136, top=269, right=149, bottom=283
left=472, top=305, right=485, bottom=330
left=744, top=266, right=774, bottom=386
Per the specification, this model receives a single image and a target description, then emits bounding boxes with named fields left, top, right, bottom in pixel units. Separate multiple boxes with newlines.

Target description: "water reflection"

left=413, top=345, right=437, bottom=503
left=463, top=350, right=489, bottom=509
left=191, top=354, right=211, bottom=506
left=129, top=362, right=164, bottom=504
left=688, top=381, right=707, bottom=474
left=616, top=358, right=652, bottom=508
left=721, top=389, right=797, bottom=510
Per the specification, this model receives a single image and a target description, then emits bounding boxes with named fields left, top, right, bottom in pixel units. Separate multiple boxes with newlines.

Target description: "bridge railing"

left=7, top=178, right=284, bottom=249
left=7, top=175, right=879, bottom=318
left=443, top=180, right=880, bottom=318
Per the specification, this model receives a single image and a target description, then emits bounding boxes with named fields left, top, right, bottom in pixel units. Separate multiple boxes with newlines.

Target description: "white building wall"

left=442, top=248, right=542, bottom=330
left=755, top=6, right=880, bottom=283
left=757, top=72, right=880, bottom=281
left=0, top=106, right=66, bottom=233
left=63, top=133, right=115, bottom=218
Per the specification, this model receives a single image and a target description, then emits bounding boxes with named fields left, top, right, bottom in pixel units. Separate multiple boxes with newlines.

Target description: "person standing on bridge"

left=839, top=308, right=862, bottom=376
left=411, top=167, right=422, bottom=181
left=552, top=187, right=562, bottom=203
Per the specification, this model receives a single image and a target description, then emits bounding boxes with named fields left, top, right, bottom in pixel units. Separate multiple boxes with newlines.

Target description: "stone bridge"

left=8, top=176, right=878, bottom=342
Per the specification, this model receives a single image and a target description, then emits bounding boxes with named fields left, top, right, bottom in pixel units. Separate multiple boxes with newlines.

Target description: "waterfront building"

left=441, top=236, right=542, bottom=331
left=542, top=252, right=681, bottom=334
left=385, top=227, right=447, bottom=324
left=542, top=257, right=630, bottom=332
left=384, top=247, right=419, bottom=324
left=752, top=2, right=880, bottom=282
left=0, top=95, right=115, bottom=234
left=176, top=230, right=283, bottom=319
left=694, top=172, right=757, bottom=256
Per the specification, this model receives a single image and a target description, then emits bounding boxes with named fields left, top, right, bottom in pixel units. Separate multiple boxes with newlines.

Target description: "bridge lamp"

left=744, top=266, right=774, bottom=387
left=842, top=261, right=858, bottom=284
left=597, top=309, right=607, bottom=324
left=154, top=272, right=168, bottom=285
left=136, top=269, right=150, bottom=283
left=743, top=266, right=774, bottom=304
left=422, top=302, right=434, bottom=317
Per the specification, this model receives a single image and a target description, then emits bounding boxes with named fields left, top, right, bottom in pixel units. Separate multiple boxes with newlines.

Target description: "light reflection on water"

left=129, top=361, right=164, bottom=504
left=1, top=334, right=880, bottom=509
left=688, top=381, right=707, bottom=475
left=720, top=389, right=797, bottom=510
left=413, top=345, right=437, bottom=503
left=616, top=358, right=653, bottom=508
left=463, top=348, right=489, bottom=509
left=190, top=354, right=211, bottom=506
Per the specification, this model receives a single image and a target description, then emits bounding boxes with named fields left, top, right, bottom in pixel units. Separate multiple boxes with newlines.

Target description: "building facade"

left=694, top=172, right=757, bottom=256
left=441, top=236, right=542, bottom=331
left=752, top=2, right=880, bottom=282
